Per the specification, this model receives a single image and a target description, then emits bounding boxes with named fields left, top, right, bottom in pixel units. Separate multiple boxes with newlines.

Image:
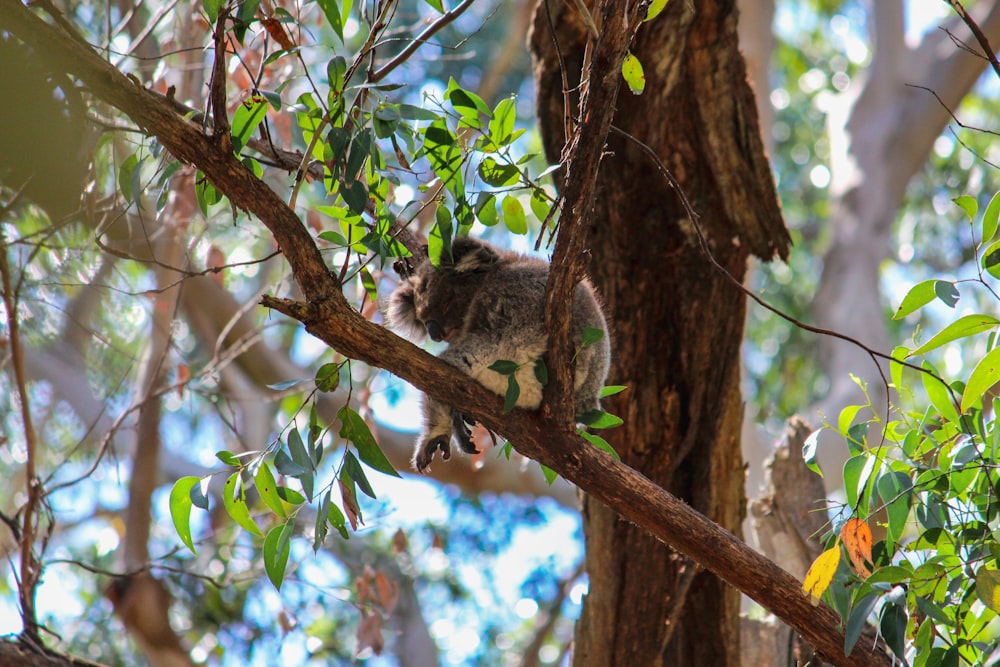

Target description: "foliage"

left=806, top=194, right=1000, bottom=665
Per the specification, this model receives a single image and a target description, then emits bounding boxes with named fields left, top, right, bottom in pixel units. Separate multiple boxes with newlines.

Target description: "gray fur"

left=385, top=237, right=611, bottom=472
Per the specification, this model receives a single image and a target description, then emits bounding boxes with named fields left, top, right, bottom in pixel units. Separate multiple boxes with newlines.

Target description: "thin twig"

left=943, top=0, right=1000, bottom=80
left=0, top=190, right=44, bottom=641
left=370, top=0, right=478, bottom=82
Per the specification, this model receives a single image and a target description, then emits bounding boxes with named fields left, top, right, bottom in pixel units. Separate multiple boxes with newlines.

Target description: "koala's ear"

left=450, top=238, right=499, bottom=273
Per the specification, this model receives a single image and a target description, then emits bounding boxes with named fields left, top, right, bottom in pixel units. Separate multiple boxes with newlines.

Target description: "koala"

left=385, top=236, right=611, bottom=472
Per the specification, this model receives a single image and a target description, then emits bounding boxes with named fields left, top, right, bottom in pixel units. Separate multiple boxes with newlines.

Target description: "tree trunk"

left=530, top=1, right=789, bottom=664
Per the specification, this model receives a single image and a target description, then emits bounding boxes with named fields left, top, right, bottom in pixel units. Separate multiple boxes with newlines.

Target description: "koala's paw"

left=413, top=434, right=452, bottom=473
left=452, top=411, right=478, bottom=455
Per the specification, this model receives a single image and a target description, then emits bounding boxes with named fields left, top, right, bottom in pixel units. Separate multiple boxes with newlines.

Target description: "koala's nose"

left=425, top=320, right=446, bottom=342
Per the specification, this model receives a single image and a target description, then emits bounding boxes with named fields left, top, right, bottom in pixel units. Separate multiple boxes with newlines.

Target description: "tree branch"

left=541, top=0, right=645, bottom=423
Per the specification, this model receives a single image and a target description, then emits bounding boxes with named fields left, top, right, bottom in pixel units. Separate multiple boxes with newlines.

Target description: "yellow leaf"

left=840, top=518, right=873, bottom=578
left=803, top=547, right=841, bottom=605
left=644, top=0, right=668, bottom=22
left=622, top=52, right=646, bottom=95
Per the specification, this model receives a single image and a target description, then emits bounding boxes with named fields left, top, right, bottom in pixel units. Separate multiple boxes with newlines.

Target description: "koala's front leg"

left=413, top=395, right=452, bottom=472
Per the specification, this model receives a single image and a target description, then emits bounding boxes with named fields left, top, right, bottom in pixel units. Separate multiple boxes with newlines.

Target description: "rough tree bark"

left=531, top=0, right=790, bottom=664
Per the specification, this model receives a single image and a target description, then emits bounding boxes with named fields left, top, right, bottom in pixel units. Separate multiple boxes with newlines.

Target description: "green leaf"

left=890, top=345, right=909, bottom=391
left=876, top=471, right=912, bottom=544
left=578, top=410, right=623, bottom=429
left=423, top=0, right=443, bottom=13
left=529, top=189, right=551, bottom=224
left=254, top=462, right=287, bottom=519
left=169, top=476, right=201, bottom=553
left=338, top=406, right=401, bottom=477
left=502, top=195, right=527, bottom=234
left=216, top=450, right=240, bottom=466
left=622, top=52, right=646, bottom=95
left=600, top=385, right=628, bottom=398
left=223, top=472, right=263, bottom=537
left=202, top=0, right=224, bottom=22
left=287, top=428, right=313, bottom=471
left=344, top=450, right=377, bottom=499
left=263, top=522, right=293, bottom=590
left=954, top=194, right=978, bottom=221
left=540, top=464, right=558, bottom=484
left=975, top=567, right=1000, bottom=613
left=961, top=345, right=1000, bottom=413
left=475, top=192, right=499, bottom=227
left=921, top=361, right=959, bottom=424
left=983, top=191, right=1000, bottom=243
left=488, top=359, right=520, bottom=375
left=802, top=429, right=823, bottom=477
left=845, top=594, right=878, bottom=656
left=479, top=158, right=520, bottom=186
left=581, top=326, right=605, bottom=347
left=327, top=499, right=350, bottom=539
left=534, top=359, right=548, bottom=386
left=488, top=97, right=517, bottom=147
left=578, top=429, right=620, bottom=459
left=503, top=374, right=520, bottom=413
left=983, top=239, right=1000, bottom=280
left=231, top=95, right=269, bottom=153
left=892, top=279, right=937, bottom=320
left=316, top=0, right=345, bottom=42
left=644, top=0, right=668, bottom=21
left=315, top=362, right=340, bottom=392
left=879, top=603, right=908, bottom=664
left=909, top=314, right=999, bottom=357
left=118, top=153, right=140, bottom=205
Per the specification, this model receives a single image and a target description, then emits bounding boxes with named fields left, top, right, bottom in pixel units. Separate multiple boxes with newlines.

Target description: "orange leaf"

left=262, top=17, right=295, bottom=50
left=803, top=547, right=841, bottom=605
left=841, top=518, right=873, bottom=578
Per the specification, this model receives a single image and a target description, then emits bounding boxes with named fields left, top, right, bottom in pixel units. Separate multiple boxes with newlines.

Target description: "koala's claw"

left=414, top=435, right=452, bottom=473
left=452, top=411, right=478, bottom=455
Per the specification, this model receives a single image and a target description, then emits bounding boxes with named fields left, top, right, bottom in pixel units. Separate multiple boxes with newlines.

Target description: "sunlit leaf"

left=921, top=361, right=959, bottom=424
left=223, top=472, right=263, bottom=537
left=600, top=385, right=628, bottom=397
left=908, top=314, right=999, bottom=357
left=892, top=279, right=937, bottom=319
left=802, top=429, right=823, bottom=477
left=254, top=461, right=287, bottom=519
left=169, top=476, right=201, bottom=553
left=502, top=195, right=527, bottom=234
left=982, top=190, right=1000, bottom=243
left=961, top=345, right=1000, bottom=413
left=803, top=547, right=841, bottom=605
left=644, top=0, right=668, bottom=21
left=954, top=195, right=978, bottom=221
left=578, top=429, right=620, bottom=459
left=622, top=52, right=645, bottom=95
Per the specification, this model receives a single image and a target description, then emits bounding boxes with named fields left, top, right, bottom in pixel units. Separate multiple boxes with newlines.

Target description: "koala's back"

left=449, top=248, right=610, bottom=412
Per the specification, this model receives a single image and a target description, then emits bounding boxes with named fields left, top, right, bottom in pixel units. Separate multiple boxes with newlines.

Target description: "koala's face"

left=409, top=268, right=468, bottom=342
